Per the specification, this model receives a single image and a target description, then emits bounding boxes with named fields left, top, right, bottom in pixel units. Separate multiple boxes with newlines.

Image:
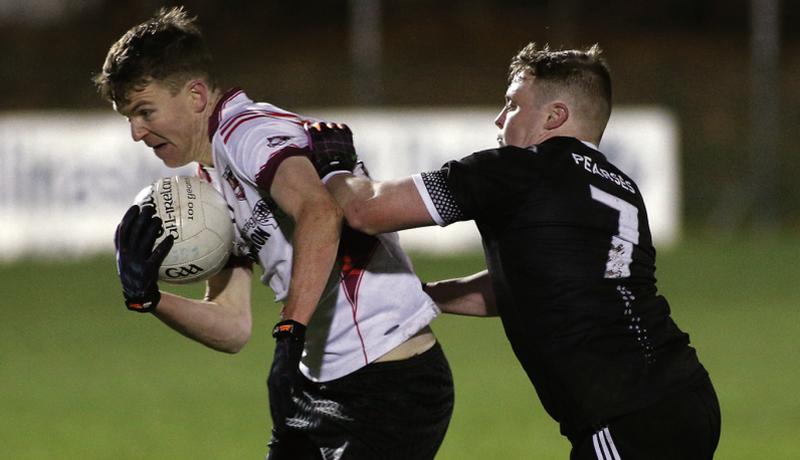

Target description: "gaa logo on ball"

left=164, top=263, right=205, bottom=280
left=134, top=176, right=234, bottom=284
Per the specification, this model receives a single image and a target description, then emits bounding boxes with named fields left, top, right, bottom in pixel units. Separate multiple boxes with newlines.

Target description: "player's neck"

left=206, top=89, right=222, bottom=117
left=195, top=90, right=222, bottom=167
left=540, top=129, right=599, bottom=147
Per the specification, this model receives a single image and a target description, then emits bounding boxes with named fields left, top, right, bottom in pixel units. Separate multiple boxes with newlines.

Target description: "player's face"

left=117, top=80, right=206, bottom=168
left=494, top=73, right=549, bottom=148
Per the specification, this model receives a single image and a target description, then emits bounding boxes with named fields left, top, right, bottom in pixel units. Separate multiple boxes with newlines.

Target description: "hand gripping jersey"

left=204, top=89, right=439, bottom=382
left=413, top=137, right=706, bottom=438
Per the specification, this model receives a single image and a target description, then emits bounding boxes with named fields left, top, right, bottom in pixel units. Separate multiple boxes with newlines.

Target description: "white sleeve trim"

left=411, top=173, right=447, bottom=226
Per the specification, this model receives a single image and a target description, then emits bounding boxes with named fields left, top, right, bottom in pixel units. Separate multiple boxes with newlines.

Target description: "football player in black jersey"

left=307, top=43, right=720, bottom=459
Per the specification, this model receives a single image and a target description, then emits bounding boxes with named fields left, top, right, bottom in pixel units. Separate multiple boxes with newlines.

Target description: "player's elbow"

left=221, top=340, right=247, bottom=354
left=217, top=323, right=252, bottom=354
left=210, top=310, right=252, bottom=354
left=341, top=201, right=381, bottom=235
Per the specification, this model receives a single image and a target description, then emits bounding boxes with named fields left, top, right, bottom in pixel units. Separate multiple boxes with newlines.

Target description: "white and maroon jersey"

left=202, top=89, right=439, bottom=382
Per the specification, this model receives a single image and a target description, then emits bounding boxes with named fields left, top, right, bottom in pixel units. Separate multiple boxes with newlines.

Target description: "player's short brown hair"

left=93, top=6, right=216, bottom=106
left=509, top=43, right=612, bottom=127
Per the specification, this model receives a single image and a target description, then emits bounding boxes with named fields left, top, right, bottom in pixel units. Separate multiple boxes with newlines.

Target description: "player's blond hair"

left=509, top=43, right=612, bottom=134
left=93, top=6, right=217, bottom=106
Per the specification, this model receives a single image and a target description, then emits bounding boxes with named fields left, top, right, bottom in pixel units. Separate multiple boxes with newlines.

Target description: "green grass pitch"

left=1, top=234, right=798, bottom=459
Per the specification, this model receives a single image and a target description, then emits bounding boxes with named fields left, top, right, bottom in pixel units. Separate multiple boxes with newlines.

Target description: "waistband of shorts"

left=357, top=341, right=445, bottom=374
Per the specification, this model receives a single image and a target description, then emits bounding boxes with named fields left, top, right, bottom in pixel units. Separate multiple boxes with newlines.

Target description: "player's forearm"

left=153, top=266, right=253, bottom=353
left=424, top=270, right=498, bottom=317
left=326, top=174, right=434, bottom=234
left=280, top=201, right=343, bottom=325
left=325, top=174, right=381, bottom=232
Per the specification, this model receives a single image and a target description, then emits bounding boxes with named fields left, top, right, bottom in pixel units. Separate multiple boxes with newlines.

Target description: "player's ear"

left=544, top=101, right=569, bottom=130
left=187, top=79, right=209, bottom=113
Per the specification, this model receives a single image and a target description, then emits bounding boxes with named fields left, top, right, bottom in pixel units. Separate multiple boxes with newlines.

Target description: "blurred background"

left=1, top=0, right=799, bottom=228
left=1, top=1, right=799, bottom=459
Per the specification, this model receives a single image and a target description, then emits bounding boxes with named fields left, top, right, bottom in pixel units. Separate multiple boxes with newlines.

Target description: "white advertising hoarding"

left=0, top=108, right=678, bottom=260
left=0, top=112, right=195, bottom=260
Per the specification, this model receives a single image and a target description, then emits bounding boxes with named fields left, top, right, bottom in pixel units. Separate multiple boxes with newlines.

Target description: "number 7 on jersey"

left=590, top=185, right=639, bottom=279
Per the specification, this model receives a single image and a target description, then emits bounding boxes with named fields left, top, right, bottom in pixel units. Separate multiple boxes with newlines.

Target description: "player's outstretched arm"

left=306, top=121, right=436, bottom=234
left=326, top=174, right=435, bottom=235
left=424, top=270, right=498, bottom=317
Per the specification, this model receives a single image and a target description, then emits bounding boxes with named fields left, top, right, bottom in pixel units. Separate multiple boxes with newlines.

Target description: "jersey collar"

left=207, top=87, right=246, bottom=141
left=581, top=140, right=599, bottom=150
left=539, top=136, right=598, bottom=151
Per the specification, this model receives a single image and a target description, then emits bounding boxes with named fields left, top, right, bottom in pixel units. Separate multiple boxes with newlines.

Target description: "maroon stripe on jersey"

left=254, top=146, right=309, bottom=192
left=219, top=109, right=260, bottom=136
left=342, top=269, right=369, bottom=364
left=223, top=114, right=272, bottom=143
left=338, top=228, right=380, bottom=364
left=207, top=87, right=243, bottom=141
left=246, top=110, right=303, bottom=122
left=220, top=109, right=304, bottom=138
left=220, top=112, right=306, bottom=145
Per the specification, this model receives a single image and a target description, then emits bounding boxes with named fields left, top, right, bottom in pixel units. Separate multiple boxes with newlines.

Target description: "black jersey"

left=419, top=136, right=706, bottom=438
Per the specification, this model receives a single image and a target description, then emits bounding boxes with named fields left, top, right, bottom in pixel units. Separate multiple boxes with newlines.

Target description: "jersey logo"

left=266, top=135, right=292, bottom=148
left=246, top=225, right=272, bottom=256
left=252, top=199, right=279, bottom=227
left=240, top=199, right=282, bottom=257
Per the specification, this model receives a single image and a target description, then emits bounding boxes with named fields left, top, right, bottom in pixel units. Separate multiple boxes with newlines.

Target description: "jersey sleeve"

left=411, top=171, right=467, bottom=226
left=221, top=115, right=310, bottom=192
left=414, top=147, right=539, bottom=225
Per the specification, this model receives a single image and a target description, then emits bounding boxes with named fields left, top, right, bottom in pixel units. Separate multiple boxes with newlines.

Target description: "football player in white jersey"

left=95, top=7, right=453, bottom=460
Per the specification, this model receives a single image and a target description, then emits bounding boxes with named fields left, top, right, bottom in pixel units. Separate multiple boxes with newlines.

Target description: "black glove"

left=267, top=319, right=307, bottom=435
left=305, top=121, right=358, bottom=179
left=114, top=205, right=174, bottom=313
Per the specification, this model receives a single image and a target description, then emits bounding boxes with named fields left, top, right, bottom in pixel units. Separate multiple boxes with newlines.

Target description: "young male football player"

left=96, top=7, right=452, bottom=459
left=309, top=43, right=721, bottom=459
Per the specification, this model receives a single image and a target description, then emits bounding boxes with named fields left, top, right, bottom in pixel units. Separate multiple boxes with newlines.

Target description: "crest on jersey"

left=266, top=135, right=292, bottom=148
left=223, top=167, right=246, bottom=201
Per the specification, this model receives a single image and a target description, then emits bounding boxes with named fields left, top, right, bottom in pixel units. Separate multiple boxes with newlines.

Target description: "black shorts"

left=570, top=374, right=721, bottom=460
left=267, top=342, right=454, bottom=460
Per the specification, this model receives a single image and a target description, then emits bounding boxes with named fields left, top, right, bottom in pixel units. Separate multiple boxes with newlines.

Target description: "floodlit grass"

left=1, top=233, right=798, bottom=459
